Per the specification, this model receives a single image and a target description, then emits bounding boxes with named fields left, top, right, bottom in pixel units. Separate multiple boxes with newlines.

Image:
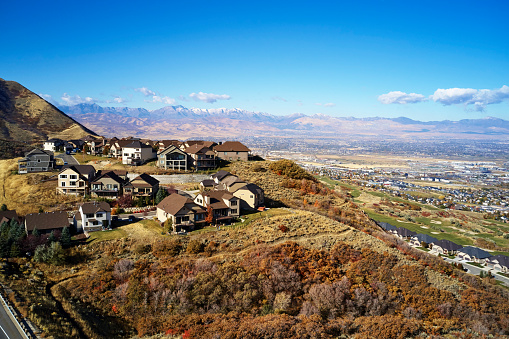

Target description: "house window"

left=70, top=175, right=77, bottom=179
left=230, top=209, right=237, bottom=214
left=86, top=213, right=94, bottom=218
left=124, top=153, right=129, bottom=157
left=70, top=181, right=76, bottom=186
left=96, top=213, right=103, bottom=218
left=61, top=182, right=66, bottom=187
left=231, top=200, right=237, bottom=206
left=60, top=174, right=67, bottom=178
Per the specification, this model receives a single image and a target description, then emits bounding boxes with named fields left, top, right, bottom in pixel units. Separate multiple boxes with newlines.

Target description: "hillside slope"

left=0, top=78, right=97, bottom=143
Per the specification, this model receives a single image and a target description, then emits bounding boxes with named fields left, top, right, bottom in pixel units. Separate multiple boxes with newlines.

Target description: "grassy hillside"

left=0, top=160, right=508, bottom=338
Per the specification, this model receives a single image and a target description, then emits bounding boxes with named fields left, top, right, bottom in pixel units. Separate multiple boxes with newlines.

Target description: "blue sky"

left=1, top=0, right=508, bottom=121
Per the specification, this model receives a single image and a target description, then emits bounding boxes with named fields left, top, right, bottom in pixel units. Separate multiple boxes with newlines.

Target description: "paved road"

left=444, top=257, right=509, bottom=287
left=55, top=153, right=79, bottom=166
left=0, top=296, right=25, bottom=339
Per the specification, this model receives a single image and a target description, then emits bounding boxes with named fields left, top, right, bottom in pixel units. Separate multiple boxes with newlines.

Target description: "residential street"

left=55, top=153, right=79, bottom=166
left=444, top=257, right=509, bottom=287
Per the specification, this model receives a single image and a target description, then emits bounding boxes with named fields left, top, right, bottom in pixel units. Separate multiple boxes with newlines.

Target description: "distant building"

left=18, top=149, right=55, bottom=174
left=124, top=173, right=159, bottom=197
left=185, top=144, right=216, bottom=171
left=43, top=138, right=64, bottom=152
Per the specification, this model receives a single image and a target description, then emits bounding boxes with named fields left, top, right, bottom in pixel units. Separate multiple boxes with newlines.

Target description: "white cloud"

left=110, top=96, right=128, bottom=104
left=147, top=95, right=176, bottom=105
left=135, top=87, right=156, bottom=96
left=189, top=92, right=231, bottom=103
left=38, top=93, right=58, bottom=105
left=432, top=85, right=509, bottom=111
left=315, top=102, right=336, bottom=107
left=378, top=91, right=427, bottom=104
left=61, top=93, right=98, bottom=105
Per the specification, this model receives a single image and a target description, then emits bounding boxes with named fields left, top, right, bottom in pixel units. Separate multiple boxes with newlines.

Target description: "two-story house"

left=214, top=141, right=251, bottom=162
left=156, top=193, right=206, bottom=232
left=43, top=138, right=64, bottom=152
left=157, top=145, right=188, bottom=171
left=205, top=171, right=265, bottom=210
left=74, top=201, right=111, bottom=233
left=90, top=171, right=126, bottom=198
left=194, top=190, right=240, bottom=224
left=56, top=165, right=96, bottom=196
left=122, top=140, right=155, bottom=165
left=25, top=211, right=70, bottom=235
left=184, top=144, right=216, bottom=171
left=109, top=139, right=132, bottom=158
left=124, top=173, right=159, bottom=197
left=18, top=149, right=55, bottom=174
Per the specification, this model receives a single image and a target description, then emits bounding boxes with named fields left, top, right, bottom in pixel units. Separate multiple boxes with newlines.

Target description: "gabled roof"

left=80, top=201, right=111, bottom=214
left=159, top=140, right=182, bottom=148
left=434, top=239, right=462, bottom=251
left=413, top=234, right=438, bottom=244
left=114, top=139, right=133, bottom=148
left=157, top=193, right=204, bottom=216
left=61, top=165, right=96, bottom=176
left=91, top=171, right=124, bottom=185
left=236, top=183, right=262, bottom=194
left=25, top=211, right=69, bottom=232
left=214, top=141, right=250, bottom=152
left=458, top=246, right=492, bottom=259
left=211, top=170, right=232, bottom=181
left=201, top=190, right=235, bottom=210
left=184, top=144, right=214, bottom=155
left=123, top=140, right=153, bottom=149
left=24, top=148, right=53, bottom=157
left=221, top=175, right=244, bottom=187
left=0, top=210, right=19, bottom=224
left=158, top=144, right=187, bottom=156
left=127, top=173, right=159, bottom=187
left=488, top=255, right=509, bottom=267
left=200, top=179, right=215, bottom=187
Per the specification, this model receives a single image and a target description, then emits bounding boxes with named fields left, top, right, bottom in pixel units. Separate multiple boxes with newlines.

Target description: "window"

left=124, top=153, right=129, bottom=157
left=231, top=200, right=237, bottom=206
left=60, top=174, right=67, bottom=179
left=86, top=213, right=94, bottom=218
left=160, top=160, right=164, bottom=164
left=61, top=182, right=66, bottom=187
left=96, top=213, right=103, bottom=218
left=230, top=209, right=237, bottom=214
left=224, top=152, right=227, bottom=155
left=70, top=181, right=76, bottom=186
left=70, top=175, right=77, bottom=179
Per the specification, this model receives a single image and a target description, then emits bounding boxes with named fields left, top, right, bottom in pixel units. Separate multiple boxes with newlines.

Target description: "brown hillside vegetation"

left=0, top=78, right=96, bottom=143
left=0, top=158, right=82, bottom=215
left=0, top=160, right=508, bottom=339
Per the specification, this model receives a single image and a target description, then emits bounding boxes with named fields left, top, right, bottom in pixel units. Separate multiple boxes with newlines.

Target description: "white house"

left=74, top=201, right=111, bottom=233
left=122, top=140, right=155, bottom=165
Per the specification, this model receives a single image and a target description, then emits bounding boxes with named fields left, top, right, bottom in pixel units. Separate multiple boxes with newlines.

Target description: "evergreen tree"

left=155, top=187, right=169, bottom=204
left=9, top=242, right=20, bottom=258
left=60, top=227, right=71, bottom=248
left=32, top=227, right=40, bottom=238
left=0, top=204, right=7, bottom=211
left=48, top=230, right=56, bottom=243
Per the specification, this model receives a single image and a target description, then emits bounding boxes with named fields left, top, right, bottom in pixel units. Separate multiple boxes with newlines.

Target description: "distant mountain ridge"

left=60, top=103, right=509, bottom=140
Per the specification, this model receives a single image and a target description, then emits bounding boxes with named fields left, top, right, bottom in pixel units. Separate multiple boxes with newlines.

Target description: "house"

left=409, top=234, right=438, bottom=248
left=394, top=227, right=417, bottom=239
left=157, top=193, right=206, bottom=232
left=43, top=138, right=64, bottom=152
left=18, top=149, right=55, bottom=174
left=157, top=145, right=188, bottom=170
left=214, top=141, right=251, bottom=161
left=430, top=239, right=462, bottom=256
left=194, top=190, right=240, bottom=223
left=56, top=165, right=96, bottom=196
left=232, top=183, right=265, bottom=210
left=184, top=144, right=216, bottom=171
left=67, top=139, right=86, bottom=153
left=74, top=201, right=111, bottom=233
left=0, top=210, right=20, bottom=226
left=484, top=255, right=509, bottom=273
left=90, top=171, right=126, bottom=198
left=122, top=140, right=155, bottom=165
left=24, top=211, right=70, bottom=235
left=83, top=135, right=107, bottom=155
left=457, top=246, right=492, bottom=263
left=124, top=173, right=159, bottom=197
left=200, top=179, right=215, bottom=190
left=109, top=139, right=132, bottom=158
left=211, top=170, right=233, bottom=184
left=180, top=140, right=216, bottom=151
left=158, top=140, right=182, bottom=152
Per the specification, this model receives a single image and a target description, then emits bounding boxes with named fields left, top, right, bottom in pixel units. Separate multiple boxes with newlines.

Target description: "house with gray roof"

left=410, top=234, right=438, bottom=248
left=430, top=239, right=462, bottom=256
left=457, top=246, right=492, bottom=263
left=484, top=255, right=509, bottom=273
left=18, top=149, right=55, bottom=174
left=74, top=201, right=111, bottom=233
left=157, top=145, right=188, bottom=170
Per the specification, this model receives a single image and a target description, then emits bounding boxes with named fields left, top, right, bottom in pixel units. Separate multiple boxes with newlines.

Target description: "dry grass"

left=0, top=158, right=83, bottom=215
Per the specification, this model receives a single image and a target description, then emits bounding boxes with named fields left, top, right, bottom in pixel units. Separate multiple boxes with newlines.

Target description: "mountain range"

left=59, top=103, right=509, bottom=140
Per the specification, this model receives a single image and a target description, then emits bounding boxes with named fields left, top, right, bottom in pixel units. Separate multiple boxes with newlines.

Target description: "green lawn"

left=86, top=228, right=128, bottom=243
left=365, top=209, right=474, bottom=246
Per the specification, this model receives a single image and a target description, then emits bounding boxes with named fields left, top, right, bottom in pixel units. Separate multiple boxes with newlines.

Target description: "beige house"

left=232, top=183, right=264, bottom=210
left=90, top=171, right=126, bottom=198
left=157, top=145, right=188, bottom=170
left=57, top=165, right=96, bottom=196
left=157, top=193, right=206, bottom=232
left=214, top=141, right=251, bottom=161
left=194, top=190, right=240, bottom=223
left=124, top=173, right=159, bottom=197
left=158, top=140, right=182, bottom=152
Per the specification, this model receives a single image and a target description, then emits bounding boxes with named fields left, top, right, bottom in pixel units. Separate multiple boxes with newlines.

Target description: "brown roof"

left=128, top=173, right=159, bottom=187
left=211, top=170, right=232, bottom=181
left=0, top=210, right=19, bottom=223
left=61, top=165, right=96, bottom=176
left=221, top=175, right=245, bottom=187
left=80, top=201, right=111, bottom=214
left=157, top=193, right=204, bottom=216
left=202, top=190, right=236, bottom=210
left=25, top=211, right=69, bottom=232
left=124, top=140, right=153, bottom=149
left=115, top=139, right=133, bottom=148
left=159, top=140, right=182, bottom=148
left=184, top=144, right=214, bottom=155
left=214, top=141, right=250, bottom=152
left=91, top=171, right=124, bottom=185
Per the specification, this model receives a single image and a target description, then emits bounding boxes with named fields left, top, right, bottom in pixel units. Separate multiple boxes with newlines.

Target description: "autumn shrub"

left=278, top=224, right=289, bottom=233
left=186, top=239, right=204, bottom=254
left=269, top=159, right=316, bottom=181
left=153, top=238, right=182, bottom=257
